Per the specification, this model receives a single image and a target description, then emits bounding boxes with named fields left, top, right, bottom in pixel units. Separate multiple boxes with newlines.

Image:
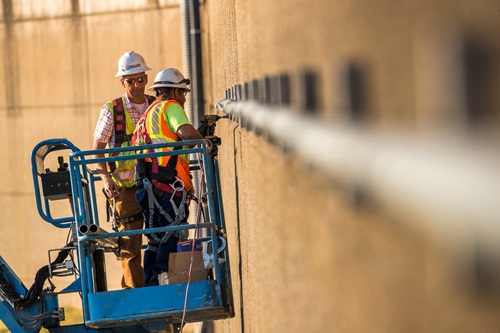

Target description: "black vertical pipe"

left=188, top=0, right=204, bottom=127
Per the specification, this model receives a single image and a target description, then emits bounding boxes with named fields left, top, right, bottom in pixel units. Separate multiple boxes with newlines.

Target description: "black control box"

left=40, top=156, right=72, bottom=200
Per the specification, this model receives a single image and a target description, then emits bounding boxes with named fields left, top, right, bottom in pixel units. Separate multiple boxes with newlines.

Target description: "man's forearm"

left=95, top=160, right=110, bottom=176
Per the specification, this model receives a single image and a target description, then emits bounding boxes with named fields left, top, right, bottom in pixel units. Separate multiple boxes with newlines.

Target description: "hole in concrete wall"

left=249, top=79, right=259, bottom=100
left=235, top=84, right=242, bottom=100
left=279, top=73, right=291, bottom=107
left=300, top=69, right=319, bottom=115
left=472, top=244, right=500, bottom=298
left=344, top=62, right=368, bottom=123
left=243, top=81, right=249, bottom=100
left=463, top=35, right=495, bottom=129
left=258, top=76, right=271, bottom=104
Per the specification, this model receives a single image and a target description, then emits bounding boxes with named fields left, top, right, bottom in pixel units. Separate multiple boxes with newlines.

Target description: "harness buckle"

left=169, top=177, right=187, bottom=219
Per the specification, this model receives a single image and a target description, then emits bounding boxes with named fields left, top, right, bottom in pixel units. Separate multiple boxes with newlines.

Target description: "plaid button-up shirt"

left=94, top=94, right=151, bottom=147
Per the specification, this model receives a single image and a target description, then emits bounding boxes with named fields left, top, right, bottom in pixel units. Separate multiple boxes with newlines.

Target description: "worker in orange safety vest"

left=133, top=68, right=203, bottom=286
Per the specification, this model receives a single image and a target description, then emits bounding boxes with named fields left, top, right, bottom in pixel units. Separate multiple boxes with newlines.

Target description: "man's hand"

left=93, top=139, right=120, bottom=198
left=197, top=122, right=215, bottom=137
left=102, top=174, right=121, bottom=198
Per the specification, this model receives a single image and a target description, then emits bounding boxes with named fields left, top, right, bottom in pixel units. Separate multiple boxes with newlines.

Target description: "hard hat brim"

left=148, top=83, right=191, bottom=92
left=115, top=66, right=152, bottom=78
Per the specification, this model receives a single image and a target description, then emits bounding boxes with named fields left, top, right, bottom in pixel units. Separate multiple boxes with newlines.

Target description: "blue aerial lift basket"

left=0, top=121, right=234, bottom=333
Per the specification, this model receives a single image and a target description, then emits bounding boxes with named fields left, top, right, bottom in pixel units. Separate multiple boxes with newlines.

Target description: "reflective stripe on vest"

left=107, top=98, right=137, bottom=188
left=140, top=100, right=192, bottom=191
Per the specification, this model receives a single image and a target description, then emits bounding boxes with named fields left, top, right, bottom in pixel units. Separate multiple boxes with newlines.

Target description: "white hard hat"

left=115, top=51, right=152, bottom=77
left=148, top=68, right=191, bottom=91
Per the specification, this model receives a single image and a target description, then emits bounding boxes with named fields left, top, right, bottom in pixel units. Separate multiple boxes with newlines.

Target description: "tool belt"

left=115, top=211, right=143, bottom=224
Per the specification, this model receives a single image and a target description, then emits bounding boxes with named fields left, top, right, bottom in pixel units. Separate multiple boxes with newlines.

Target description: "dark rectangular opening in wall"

left=464, top=35, right=494, bottom=129
left=301, top=69, right=318, bottom=114
left=345, top=62, right=368, bottom=122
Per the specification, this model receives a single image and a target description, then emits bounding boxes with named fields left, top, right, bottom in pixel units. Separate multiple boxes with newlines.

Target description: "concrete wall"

left=1, top=0, right=500, bottom=332
left=199, top=0, right=500, bottom=332
left=0, top=0, right=183, bottom=307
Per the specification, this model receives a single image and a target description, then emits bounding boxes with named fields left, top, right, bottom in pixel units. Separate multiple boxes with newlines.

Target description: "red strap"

left=135, top=99, right=179, bottom=185
left=113, top=97, right=125, bottom=149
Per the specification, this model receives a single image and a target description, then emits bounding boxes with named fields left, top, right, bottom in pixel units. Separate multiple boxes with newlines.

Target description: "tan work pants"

left=114, top=186, right=144, bottom=288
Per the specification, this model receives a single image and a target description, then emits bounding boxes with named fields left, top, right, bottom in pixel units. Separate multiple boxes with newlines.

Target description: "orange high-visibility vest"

left=134, top=99, right=192, bottom=192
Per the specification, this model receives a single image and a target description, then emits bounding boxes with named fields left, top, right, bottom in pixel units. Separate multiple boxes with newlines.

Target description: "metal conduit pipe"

left=180, top=0, right=205, bottom=127
left=180, top=0, right=204, bottom=127
left=180, top=0, right=192, bottom=121
left=79, top=224, right=90, bottom=235
left=216, top=99, right=500, bottom=258
left=187, top=0, right=204, bottom=127
left=181, top=0, right=204, bottom=226
left=79, top=224, right=119, bottom=249
left=179, top=0, right=198, bottom=226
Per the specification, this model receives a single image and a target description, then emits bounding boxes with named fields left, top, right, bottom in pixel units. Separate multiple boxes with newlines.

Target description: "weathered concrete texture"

left=1, top=0, right=500, bottom=332
left=215, top=122, right=500, bottom=333
left=201, top=0, right=500, bottom=332
left=0, top=0, right=183, bottom=308
left=9, top=0, right=73, bottom=18
left=202, top=0, right=500, bottom=128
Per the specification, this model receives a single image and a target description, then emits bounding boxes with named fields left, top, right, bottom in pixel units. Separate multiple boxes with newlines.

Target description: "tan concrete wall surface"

left=0, top=0, right=183, bottom=309
left=200, top=0, right=500, bottom=332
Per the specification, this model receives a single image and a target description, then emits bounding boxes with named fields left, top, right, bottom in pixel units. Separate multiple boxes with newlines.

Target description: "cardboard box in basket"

left=159, top=251, right=207, bottom=285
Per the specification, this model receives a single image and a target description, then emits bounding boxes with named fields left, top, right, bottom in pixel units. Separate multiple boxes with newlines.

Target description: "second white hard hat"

left=148, top=68, right=191, bottom=91
left=115, top=51, right=152, bottom=77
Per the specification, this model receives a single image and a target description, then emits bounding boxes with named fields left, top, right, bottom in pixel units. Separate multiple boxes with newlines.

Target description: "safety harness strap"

left=111, top=95, right=156, bottom=171
left=147, top=243, right=159, bottom=252
left=113, top=97, right=127, bottom=149
left=143, top=177, right=185, bottom=244
left=143, top=153, right=180, bottom=184
left=108, top=98, right=126, bottom=173
left=135, top=122, right=181, bottom=187
left=114, top=95, right=156, bottom=149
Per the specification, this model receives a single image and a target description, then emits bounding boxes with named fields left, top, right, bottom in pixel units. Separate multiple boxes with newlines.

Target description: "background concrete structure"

left=2, top=0, right=500, bottom=332
left=0, top=0, right=184, bottom=311
left=203, top=1, right=500, bottom=332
